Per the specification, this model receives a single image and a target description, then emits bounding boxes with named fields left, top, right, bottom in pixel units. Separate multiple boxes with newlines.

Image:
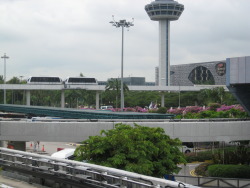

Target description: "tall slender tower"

left=145, top=0, right=184, bottom=86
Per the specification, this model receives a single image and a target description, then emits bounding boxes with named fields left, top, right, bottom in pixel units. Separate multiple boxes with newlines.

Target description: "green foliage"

left=105, top=78, right=129, bottom=108
left=74, top=123, right=186, bottom=177
left=198, top=87, right=225, bottom=105
left=185, top=151, right=213, bottom=163
left=212, top=146, right=250, bottom=165
left=177, top=109, right=249, bottom=119
left=156, top=107, right=167, bottom=114
left=195, top=163, right=210, bottom=176
left=148, top=109, right=158, bottom=113
left=0, top=75, right=4, bottom=84
left=208, top=165, right=250, bottom=178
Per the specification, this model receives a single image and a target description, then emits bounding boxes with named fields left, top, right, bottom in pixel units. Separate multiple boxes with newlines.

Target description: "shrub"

left=157, top=107, right=167, bottom=114
left=148, top=109, right=158, bottom=113
left=208, top=165, right=250, bottom=178
left=185, top=151, right=213, bottom=163
left=208, top=103, right=221, bottom=111
left=195, top=163, right=210, bottom=176
left=212, top=146, right=250, bottom=165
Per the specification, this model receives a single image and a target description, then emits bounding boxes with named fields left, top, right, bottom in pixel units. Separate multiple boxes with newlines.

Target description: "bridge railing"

left=0, top=148, right=199, bottom=188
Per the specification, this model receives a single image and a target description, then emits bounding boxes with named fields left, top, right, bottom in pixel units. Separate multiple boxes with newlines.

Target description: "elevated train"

left=26, top=76, right=98, bottom=85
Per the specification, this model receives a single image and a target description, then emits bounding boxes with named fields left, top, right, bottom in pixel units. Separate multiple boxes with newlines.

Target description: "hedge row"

left=185, top=151, right=213, bottom=163
left=208, top=165, right=250, bottom=179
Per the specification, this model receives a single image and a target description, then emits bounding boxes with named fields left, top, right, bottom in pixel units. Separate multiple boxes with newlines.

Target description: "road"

left=25, top=141, right=77, bottom=156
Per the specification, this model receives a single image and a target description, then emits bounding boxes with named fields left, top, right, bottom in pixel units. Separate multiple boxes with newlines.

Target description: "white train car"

left=27, top=76, right=62, bottom=84
left=64, top=77, right=98, bottom=85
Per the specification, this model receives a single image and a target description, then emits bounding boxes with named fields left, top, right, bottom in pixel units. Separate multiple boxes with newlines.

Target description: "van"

left=180, top=142, right=194, bottom=153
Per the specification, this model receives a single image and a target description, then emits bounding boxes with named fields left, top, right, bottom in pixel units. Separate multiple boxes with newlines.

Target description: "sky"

left=0, top=0, right=249, bottom=82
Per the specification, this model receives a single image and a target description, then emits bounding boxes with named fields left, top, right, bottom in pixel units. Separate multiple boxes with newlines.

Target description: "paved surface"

left=25, top=141, right=77, bottom=156
left=177, top=163, right=201, bottom=176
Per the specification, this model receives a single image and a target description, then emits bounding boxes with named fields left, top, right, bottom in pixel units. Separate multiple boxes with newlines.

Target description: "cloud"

left=0, top=0, right=249, bottom=82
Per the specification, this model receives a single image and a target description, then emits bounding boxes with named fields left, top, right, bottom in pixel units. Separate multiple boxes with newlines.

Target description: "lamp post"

left=110, top=16, right=134, bottom=111
left=1, top=53, right=9, bottom=104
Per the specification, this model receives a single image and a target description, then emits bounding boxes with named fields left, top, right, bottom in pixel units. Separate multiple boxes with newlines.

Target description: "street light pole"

left=110, top=16, right=134, bottom=111
left=1, top=53, right=9, bottom=104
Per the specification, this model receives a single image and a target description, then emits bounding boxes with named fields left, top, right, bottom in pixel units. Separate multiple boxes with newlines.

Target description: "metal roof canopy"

left=0, top=104, right=175, bottom=119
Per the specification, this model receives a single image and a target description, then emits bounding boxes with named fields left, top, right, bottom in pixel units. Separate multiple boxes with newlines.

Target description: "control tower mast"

left=145, top=0, right=184, bottom=86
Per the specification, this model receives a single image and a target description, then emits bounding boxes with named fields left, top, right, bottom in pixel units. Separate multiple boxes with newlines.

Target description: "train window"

left=27, top=77, right=62, bottom=84
left=65, top=77, right=97, bottom=85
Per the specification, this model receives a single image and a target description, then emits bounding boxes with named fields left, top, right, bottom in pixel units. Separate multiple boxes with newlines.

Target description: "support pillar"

left=61, top=90, right=65, bottom=108
left=161, top=92, right=165, bottom=107
left=26, top=90, right=30, bottom=106
left=96, top=91, right=100, bottom=109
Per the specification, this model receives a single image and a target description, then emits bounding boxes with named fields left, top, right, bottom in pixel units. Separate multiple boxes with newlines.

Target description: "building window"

left=188, top=66, right=215, bottom=85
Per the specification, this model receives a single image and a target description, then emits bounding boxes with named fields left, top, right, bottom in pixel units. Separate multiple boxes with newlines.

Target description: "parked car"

left=100, top=106, right=113, bottom=110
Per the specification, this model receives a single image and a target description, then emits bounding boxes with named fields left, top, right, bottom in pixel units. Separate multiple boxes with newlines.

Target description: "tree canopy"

left=74, top=123, right=186, bottom=177
left=105, top=78, right=129, bottom=108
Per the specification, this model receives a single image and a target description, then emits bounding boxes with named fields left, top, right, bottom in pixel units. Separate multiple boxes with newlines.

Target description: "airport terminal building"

left=169, top=60, right=227, bottom=86
left=101, top=60, right=227, bottom=86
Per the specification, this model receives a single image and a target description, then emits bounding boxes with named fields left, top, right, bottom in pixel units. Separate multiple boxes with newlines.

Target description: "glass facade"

left=145, top=2, right=184, bottom=20
left=188, top=66, right=215, bottom=85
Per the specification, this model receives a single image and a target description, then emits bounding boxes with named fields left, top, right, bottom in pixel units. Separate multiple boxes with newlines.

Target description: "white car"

left=100, top=106, right=113, bottom=110
left=51, top=148, right=75, bottom=160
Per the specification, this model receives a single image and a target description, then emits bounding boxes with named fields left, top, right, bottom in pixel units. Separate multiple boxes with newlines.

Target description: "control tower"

left=145, top=0, right=184, bottom=86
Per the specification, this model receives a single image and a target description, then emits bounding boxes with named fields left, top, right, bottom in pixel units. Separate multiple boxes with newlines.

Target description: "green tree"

left=6, top=77, right=24, bottom=104
left=31, top=90, right=61, bottom=107
left=74, top=123, right=186, bottom=177
left=7, top=76, right=21, bottom=84
left=105, top=78, right=129, bottom=108
left=198, top=87, right=227, bottom=105
left=0, top=75, right=4, bottom=84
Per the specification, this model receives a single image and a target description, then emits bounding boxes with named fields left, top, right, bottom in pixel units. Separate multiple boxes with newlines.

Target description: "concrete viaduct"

left=0, top=119, right=249, bottom=150
left=0, top=84, right=226, bottom=109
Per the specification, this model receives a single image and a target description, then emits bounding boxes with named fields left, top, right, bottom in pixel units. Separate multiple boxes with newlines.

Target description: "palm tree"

left=105, top=78, right=129, bottom=108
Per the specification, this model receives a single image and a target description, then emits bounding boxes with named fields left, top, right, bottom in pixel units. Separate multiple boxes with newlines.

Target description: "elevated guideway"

left=226, top=56, right=250, bottom=115
left=0, top=84, right=226, bottom=91
left=0, top=104, right=174, bottom=119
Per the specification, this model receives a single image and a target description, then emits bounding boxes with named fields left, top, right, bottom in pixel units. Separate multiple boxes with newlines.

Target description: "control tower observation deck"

left=145, top=0, right=184, bottom=86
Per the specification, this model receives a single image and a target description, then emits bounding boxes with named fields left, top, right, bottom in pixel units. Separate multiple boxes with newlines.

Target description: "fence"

left=175, top=175, right=250, bottom=188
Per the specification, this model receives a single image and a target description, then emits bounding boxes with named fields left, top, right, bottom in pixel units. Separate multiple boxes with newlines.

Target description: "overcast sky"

left=0, top=0, right=249, bottom=82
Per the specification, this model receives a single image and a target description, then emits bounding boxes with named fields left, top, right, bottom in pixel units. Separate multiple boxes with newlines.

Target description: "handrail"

left=0, top=148, right=199, bottom=188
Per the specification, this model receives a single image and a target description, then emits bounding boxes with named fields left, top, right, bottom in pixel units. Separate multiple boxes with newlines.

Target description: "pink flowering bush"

left=110, top=107, right=149, bottom=113
left=167, top=107, right=185, bottom=115
left=85, top=104, right=248, bottom=118
left=217, top=105, right=245, bottom=112
left=167, top=105, right=248, bottom=119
